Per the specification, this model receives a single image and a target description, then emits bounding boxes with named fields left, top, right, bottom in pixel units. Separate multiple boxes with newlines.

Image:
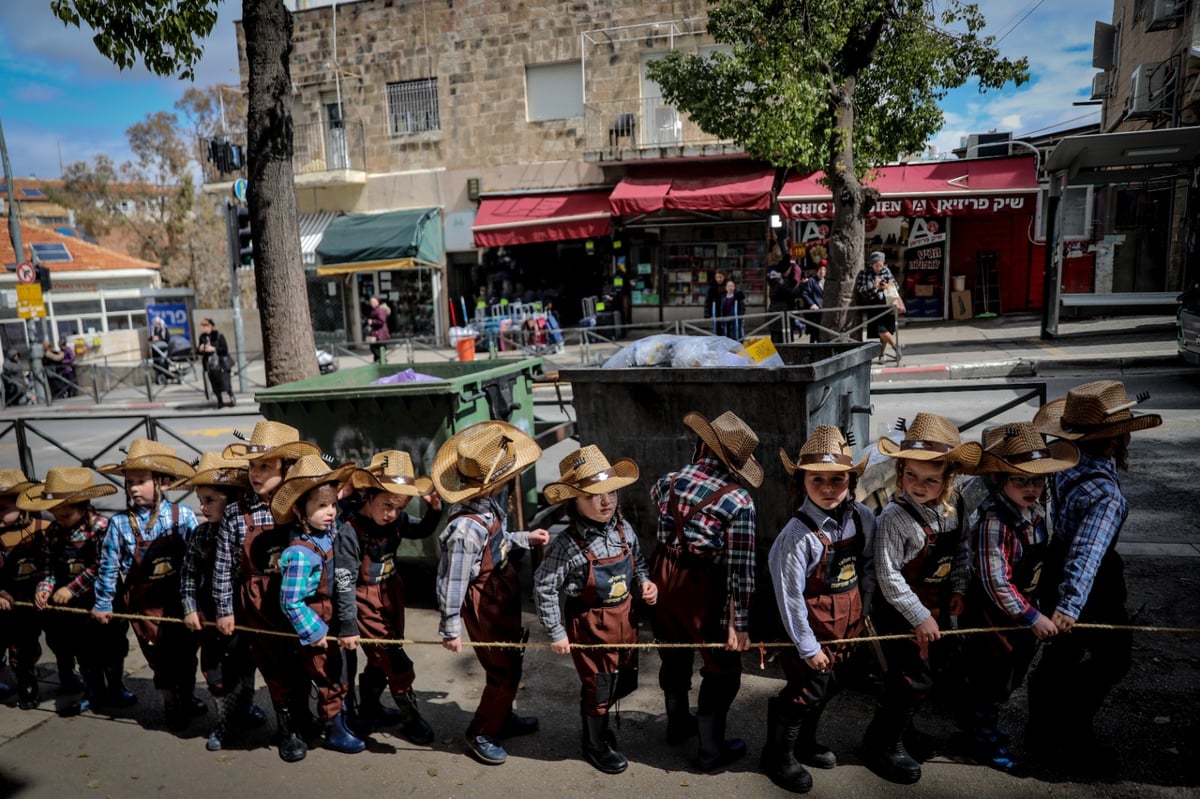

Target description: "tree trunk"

left=244, top=0, right=318, bottom=386
left=825, top=76, right=871, bottom=336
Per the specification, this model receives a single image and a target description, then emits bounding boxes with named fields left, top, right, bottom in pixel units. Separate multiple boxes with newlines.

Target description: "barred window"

left=387, top=79, right=440, bottom=135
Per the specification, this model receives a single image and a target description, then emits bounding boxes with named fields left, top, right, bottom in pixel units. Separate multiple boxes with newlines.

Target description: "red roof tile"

left=1, top=221, right=160, bottom=272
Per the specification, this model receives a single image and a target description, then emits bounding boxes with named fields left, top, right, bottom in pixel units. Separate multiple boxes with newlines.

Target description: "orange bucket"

left=456, top=336, right=476, bottom=361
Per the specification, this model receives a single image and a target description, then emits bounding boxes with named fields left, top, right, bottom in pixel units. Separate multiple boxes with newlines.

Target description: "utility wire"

left=995, top=0, right=1048, bottom=45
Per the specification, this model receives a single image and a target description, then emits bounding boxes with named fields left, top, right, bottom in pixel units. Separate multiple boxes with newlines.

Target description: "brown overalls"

left=291, top=534, right=347, bottom=721
left=459, top=512, right=524, bottom=737
left=236, top=512, right=297, bottom=703
left=351, top=518, right=416, bottom=695
left=0, top=521, right=48, bottom=689
left=564, top=522, right=638, bottom=716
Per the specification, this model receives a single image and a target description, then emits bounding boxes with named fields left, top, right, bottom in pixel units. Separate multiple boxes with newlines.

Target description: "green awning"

left=315, top=207, right=443, bottom=274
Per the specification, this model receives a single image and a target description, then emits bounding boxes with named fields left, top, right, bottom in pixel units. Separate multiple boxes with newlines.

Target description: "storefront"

left=780, top=156, right=1042, bottom=320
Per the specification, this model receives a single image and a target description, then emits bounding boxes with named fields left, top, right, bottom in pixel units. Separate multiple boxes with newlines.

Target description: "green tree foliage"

left=647, top=0, right=1029, bottom=325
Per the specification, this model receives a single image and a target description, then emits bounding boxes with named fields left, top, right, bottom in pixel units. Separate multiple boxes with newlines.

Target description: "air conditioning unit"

left=1129, top=61, right=1168, bottom=115
left=1090, top=72, right=1111, bottom=100
left=1147, top=0, right=1184, bottom=31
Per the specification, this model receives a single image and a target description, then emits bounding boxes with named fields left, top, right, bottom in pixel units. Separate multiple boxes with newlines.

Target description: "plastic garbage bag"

left=670, top=336, right=753, bottom=368
left=602, top=334, right=680, bottom=368
left=370, top=368, right=440, bottom=385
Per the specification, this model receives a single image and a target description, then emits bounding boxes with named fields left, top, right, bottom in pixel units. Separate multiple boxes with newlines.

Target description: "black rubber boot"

left=760, top=698, right=813, bottom=794
left=56, top=659, right=83, bottom=695
left=582, top=713, right=628, bottom=774
left=59, top=668, right=102, bottom=717
left=664, top=689, right=697, bottom=745
left=104, top=666, right=137, bottom=707
left=695, top=711, right=747, bottom=772
left=0, top=677, right=14, bottom=701
left=796, top=705, right=837, bottom=769
left=273, top=702, right=308, bottom=763
left=162, top=689, right=189, bottom=732
left=291, top=695, right=323, bottom=746
left=862, top=704, right=921, bottom=784
left=392, top=690, right=435, bottom=745
left=357, top=667, right=401, bottom=730
left=16, top=677, right=40, bottom=710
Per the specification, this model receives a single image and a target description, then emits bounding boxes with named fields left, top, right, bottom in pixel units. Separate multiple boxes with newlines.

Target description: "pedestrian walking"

left=0, top=469, right=49, bottom=710
left=855, top=252, right=901, bottom=362
left=198, top=318, right=235, bottom=409
left=432, top=421, right=548, bottom=766
left=763, top=426, right=875, bottom=794
left=650, top=410, right=761, bottom=772
left=533, top=445, right=656, bottom=775
left=366, top=296, right=390, bottom=363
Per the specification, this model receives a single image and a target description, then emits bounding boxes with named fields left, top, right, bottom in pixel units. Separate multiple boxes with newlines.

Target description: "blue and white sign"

left=146, top=302, right=192, bottom=342
left=232, top=178, right=248, bottom=203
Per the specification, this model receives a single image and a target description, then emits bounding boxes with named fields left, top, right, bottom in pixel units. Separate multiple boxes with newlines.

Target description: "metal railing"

left=198, top=120, right=367, bottom=185
left=583, top=98, right=735, bottom=154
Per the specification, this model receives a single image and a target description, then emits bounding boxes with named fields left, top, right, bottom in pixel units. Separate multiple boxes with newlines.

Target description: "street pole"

left=1, top=117, right=48, bottom=403
left=224, top=199, right=248, bottom=393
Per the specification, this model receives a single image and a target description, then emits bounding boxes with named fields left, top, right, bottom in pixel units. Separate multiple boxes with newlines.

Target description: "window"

left=525, top=62, right=582, bottom=121
left=387, top=79, right=440, bottom=135
left=118, top=199, right=137, bottom=214
left=30, top=242, right=73, bottom=262
left=1059, top=185, right=1094, bottom=241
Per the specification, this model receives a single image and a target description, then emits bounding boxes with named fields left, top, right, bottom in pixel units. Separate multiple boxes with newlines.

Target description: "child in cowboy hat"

left=0, top=469, right=49, bottom=709
left=214, top=420, right=321, bottom=763
left=271, top=454, right=363, bottom=758
left=960, top=423, right=1079, bottom=773
left=1027, top=380, right=1162, bottom=765
left=93, top=439, right=200, bottom=731
left=533, top=445, right=657, bottom=775
left=865, top=412, right=981, bottom=785
left=20, top=467, right=119, bottom=716
left=333, top=450, right=441, bottom=742
left=764, top=425, right=875, bottom=794
left=432, top=420, right=549, bottom=766
left=171, top=451, right=267, bottom=751
left=650, top=410, right=762, bottom=773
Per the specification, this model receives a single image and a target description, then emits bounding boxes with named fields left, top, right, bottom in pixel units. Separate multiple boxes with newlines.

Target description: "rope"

left=14, top=600, right=1200, bottom=650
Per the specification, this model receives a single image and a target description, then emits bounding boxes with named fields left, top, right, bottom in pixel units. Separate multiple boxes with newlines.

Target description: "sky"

left=0, top=1, right=1107, bottom=182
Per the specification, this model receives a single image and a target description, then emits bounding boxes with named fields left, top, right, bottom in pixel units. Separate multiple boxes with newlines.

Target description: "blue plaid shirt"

left=1051, top=451, right=1128, bottom=621
left=213, top=494, right=273, bottom=619
left=94, top=501, right=197, bottom=613
left=651, top=457, right=757, bottom=631
left=279, top=530, right=333, bottom=646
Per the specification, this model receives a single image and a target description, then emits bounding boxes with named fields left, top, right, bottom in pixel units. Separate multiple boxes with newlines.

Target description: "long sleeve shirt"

left=213, top=494, right=273, bottom=619
left=279, top=529, right=334, bottom=646
left=435, top=493, right=535, bottom=640
left=769, top=498, right=876, bottom=658
left=94, top=501, right=198, bottom=613
left=874, top=491, right=969, bottom=628
left=651, top=457, right=757, bottom=631
left=1051, top=451, right=1127, bottom=621
left=533, top=513, right=649, bottom=643
left=37, top=513, right=109, bottom=598
left=972, top=492, right=1049, bottom=626
left=180, top=520, right=219, bottom=617
left=855, top=266, right=895, bottom=305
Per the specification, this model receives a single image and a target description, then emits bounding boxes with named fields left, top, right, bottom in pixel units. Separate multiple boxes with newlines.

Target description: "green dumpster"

left=255, top=357, right=544, bottom=563
left=560, top=342, right=877, bottom=550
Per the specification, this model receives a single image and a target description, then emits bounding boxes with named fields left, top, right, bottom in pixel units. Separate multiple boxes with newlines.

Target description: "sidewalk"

left=0, top=312, right=1181, bottom=416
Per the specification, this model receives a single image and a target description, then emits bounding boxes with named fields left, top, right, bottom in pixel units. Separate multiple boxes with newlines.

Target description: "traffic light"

left=236, top=205, right=254, bottom=266
left=35, top=264, right=52, bottom=292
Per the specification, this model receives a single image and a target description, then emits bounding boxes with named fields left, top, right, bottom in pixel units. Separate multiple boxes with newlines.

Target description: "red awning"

left=779, top=156, right=1039, bottom=218
left=473, top=190, right=612, bottom=247
left=610, top=164, right=775, bottom=216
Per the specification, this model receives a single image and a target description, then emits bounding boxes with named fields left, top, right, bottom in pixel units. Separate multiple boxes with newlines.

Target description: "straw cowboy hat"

left=878, top=412, right=982, bottom=468
left=18, top=467, right=118, bottom=512
left=431, top=421, right=542, bottom=504
left=781, top=425, right=867, bottom=476
left=270, top=455, right=357, bottom=524
left=223, top=421, right=322, bottom=462
left=97, top=439, right=196, bottom=480
left=0, top=469, right=37, bottom=497
left=683, top=410, right=763, bottom=488
left=976, top=422, right=1079, bottom=475
left=543, top=445, right=639, bottom=505
left=350, top=450, right=433, bottom=497
left=1033, top=380, right=1162, bottom=442
left=168, top=452, right=250, bottom=490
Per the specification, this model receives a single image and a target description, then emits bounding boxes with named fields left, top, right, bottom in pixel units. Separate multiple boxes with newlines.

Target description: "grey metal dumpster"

left=255, top=357, right=544, bottom=563
left=560, top=341, right=878, bottom=548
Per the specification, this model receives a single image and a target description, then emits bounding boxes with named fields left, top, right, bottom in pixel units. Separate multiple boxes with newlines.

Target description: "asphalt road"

left=1, top=367, right=1197, bottom=797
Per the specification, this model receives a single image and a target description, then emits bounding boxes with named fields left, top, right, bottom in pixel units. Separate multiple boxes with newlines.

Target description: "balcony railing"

left=199, top=120, right=367, bottom=186
left=583, top=98, right=741, bottom=159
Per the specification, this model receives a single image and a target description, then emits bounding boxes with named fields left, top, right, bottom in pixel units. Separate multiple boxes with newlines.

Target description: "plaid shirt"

left=651, top=457, right=757, bottom=631
left=279, top=530, right=333, bottom=646
left=180, top=520, right=219, bottom=617
left=533, top=512, right=649, bottom=643
left=1051, top=451, right=1127, bottom=621
left=768, top=497, right=876, bottom=658
left=94, top=501, right=197, bottom=612
left=213, top=494, right=273, bottom=619
left=36, top=512, right=110, bottom=598
left=855, top=265, right=895, bottom=305
left=436, top=493, right=534, bottom=640
left=874, top=491, right=969, bottom=628
left=972, top=492, right=1048, bottom=626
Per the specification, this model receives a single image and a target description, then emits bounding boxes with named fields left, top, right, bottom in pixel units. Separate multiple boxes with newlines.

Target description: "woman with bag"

left=198, top=319, right=235, bottom=409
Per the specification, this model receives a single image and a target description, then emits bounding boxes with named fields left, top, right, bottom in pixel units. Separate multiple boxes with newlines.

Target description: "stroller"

left=150, top=335, right=195, bottom=384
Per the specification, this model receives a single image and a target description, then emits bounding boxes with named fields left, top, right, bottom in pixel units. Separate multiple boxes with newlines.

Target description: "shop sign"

left=785, top=193, right=1032, bottom=219
left=903, top=216, right=947, bottom=320
left=146, top=302, right=192, bottom=341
